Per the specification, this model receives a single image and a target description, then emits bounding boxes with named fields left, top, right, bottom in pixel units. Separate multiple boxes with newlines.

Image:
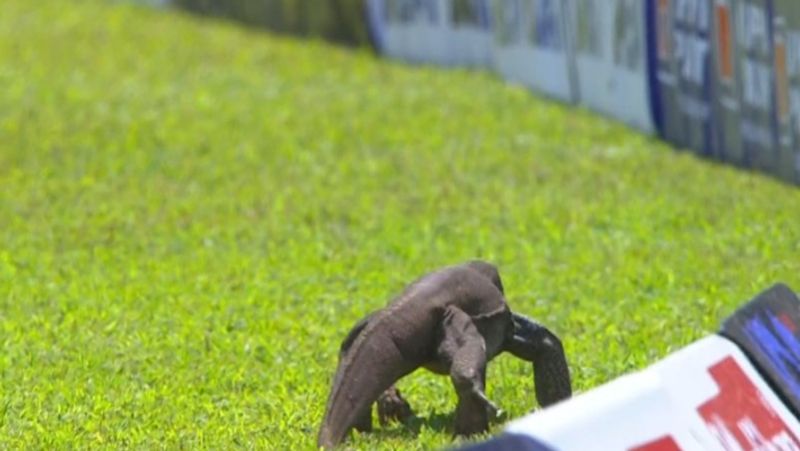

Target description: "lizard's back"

left=369, top=262, right=511, bottom=364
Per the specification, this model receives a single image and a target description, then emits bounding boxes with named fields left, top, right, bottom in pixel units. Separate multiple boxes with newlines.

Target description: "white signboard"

left=491, top=0, right=577, bottom=102
left=571, top=0, right=654, bottom=132
left=506, top=336, right=800, bottom=450
left=506, top=368, right=707, bottom=450
left=442, top=0, right=494, bottom=67
left=370, top=0, right=449, bottom=64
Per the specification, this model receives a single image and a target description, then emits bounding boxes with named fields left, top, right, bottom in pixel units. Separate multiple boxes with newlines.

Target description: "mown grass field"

left=1, top=1, right=800, bottom=449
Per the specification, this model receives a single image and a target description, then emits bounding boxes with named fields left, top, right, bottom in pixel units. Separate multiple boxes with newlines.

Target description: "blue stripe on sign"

left=744, top=313, right=800, bottom=400
left=454, top=433, right=555, bottom=451
left=645, top=0, right=665, bottom=139
left=364, top=0, right=386, bottom=52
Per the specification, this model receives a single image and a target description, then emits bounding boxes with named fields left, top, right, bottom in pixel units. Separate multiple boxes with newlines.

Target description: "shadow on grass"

left=364, top=412, right=453, bottom=441
left=371, top=409, right=509, bottom=439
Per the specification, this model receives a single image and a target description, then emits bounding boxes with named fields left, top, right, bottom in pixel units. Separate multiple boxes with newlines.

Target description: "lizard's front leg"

left=438, top=305, right=499, bottom=436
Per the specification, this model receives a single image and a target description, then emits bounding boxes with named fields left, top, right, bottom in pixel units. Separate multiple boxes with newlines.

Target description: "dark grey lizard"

left=317, top=260, right=572, bottom=449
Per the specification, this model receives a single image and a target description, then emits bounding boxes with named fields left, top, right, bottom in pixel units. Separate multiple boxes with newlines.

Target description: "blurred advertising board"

left=443, top=0, right=494, bottom=67
left=727, top=0, right=780, bottom=172
left=773, top=0, right=800, bottom=182
left=366, top=0, right=448, bottom=64
left=491, top=0, right=578, bottom=102
left=646, top=0, right=718, bottom=157
left=571, top=0, right=655, bottom=133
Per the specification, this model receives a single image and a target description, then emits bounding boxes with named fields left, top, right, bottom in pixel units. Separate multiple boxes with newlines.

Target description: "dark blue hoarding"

left=647, top=0, right=718, bottom=157
left=733, top=0, right=781, bottom=172
left=774, top=0, right=800, bottom=182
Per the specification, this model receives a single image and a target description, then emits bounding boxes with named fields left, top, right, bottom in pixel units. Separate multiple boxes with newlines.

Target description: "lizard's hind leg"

left=503, top=313, right=571, bottom=408
left=377, top=385, right=413, bottom=425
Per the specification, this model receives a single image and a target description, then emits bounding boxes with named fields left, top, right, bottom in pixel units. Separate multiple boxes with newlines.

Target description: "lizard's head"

left=465, top=260, right=504, bottom=294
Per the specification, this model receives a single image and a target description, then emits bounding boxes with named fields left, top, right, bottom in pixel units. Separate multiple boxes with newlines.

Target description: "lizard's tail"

left=317, top=329, right=417, bottom=449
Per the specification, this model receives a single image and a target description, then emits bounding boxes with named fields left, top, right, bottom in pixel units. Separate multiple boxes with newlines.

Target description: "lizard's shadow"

left=371, top=412, right=453, bottom=439
left=373, top=410, right=508, bottom=439
left=406, top=412, right=454, bottom=434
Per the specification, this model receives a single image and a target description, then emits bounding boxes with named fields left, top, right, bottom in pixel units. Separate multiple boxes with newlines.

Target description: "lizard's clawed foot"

left=377, top=386, right=414, bottom=426
left=453, top=390, right=505, bottom=436
left=473, top=389, right=502, bottom=419
left=453, top=398, right=489, bottom=437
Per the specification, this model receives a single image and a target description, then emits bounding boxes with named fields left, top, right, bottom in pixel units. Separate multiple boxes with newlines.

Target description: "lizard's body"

left=317, top=261, right=571, bottom=449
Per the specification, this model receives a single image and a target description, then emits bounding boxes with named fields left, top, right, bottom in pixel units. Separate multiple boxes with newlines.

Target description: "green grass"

left=1, top=1, right=800, bottom=449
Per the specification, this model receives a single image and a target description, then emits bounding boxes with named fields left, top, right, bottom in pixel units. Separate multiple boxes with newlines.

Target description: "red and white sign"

left=653, top=336, right=800, bottom=450
left=697, top=357, right=800, bottom=450
left=505, top=336, right=800, bottom=451
left=631, top=435, right=682, bottom=451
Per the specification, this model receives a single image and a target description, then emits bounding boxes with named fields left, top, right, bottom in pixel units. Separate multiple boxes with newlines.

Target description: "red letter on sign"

left=697, top=356, right=800, bottom=450
left=629, top=435, right=682, bottom=451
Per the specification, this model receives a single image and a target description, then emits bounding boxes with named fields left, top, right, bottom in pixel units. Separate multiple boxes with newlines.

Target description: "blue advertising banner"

left=491, top=0, right=577, bottom=102
left=572, top=0, right=654, bottom=133
left=443, top=0, right=493, bottom=67
left=647, top=0, right=718, bottom=156
left=733, top=0, right=780, bottom=173
left=710, top=0, right=745, bottom=165
left=773, top=0, right=800, bottom=183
